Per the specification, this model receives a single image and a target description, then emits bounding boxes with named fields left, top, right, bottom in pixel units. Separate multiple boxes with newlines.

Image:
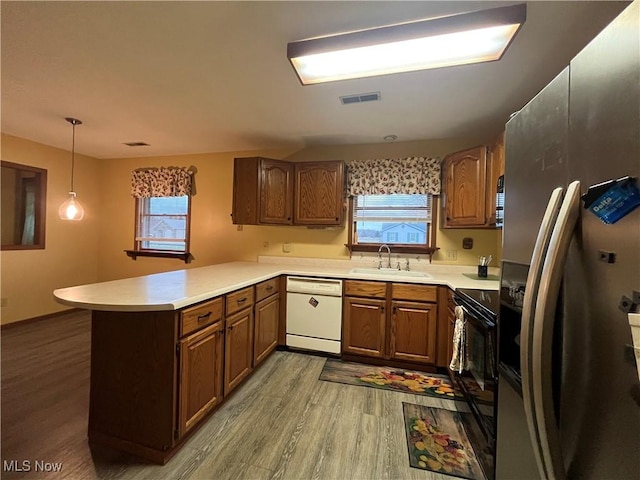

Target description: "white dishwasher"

left=286, top=276, right=343, bottom=354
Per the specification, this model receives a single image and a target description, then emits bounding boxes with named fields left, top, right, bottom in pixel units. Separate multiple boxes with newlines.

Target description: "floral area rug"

left=403, top=402, right=485, bottom=480
left=318, top=359, right=464, bottom=400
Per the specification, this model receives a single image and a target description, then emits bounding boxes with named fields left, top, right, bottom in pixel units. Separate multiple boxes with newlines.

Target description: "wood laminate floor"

left=1, top=310, right=471, bottom=480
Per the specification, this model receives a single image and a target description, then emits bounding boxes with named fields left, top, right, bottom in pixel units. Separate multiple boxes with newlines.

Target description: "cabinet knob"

left=228, top=325, right=234, bottom=331
left=335, top=217, right=339, bottom=221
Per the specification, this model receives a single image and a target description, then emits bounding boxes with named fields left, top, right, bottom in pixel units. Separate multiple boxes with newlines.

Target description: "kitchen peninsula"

left=54, top=258, right=498, bottom=464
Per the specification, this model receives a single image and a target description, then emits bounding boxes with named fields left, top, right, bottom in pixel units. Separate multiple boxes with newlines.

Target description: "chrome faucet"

left=378, top=244, right=392, bottom=269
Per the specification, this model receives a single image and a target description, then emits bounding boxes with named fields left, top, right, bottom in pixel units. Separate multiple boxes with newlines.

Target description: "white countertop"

left=53, top=257, right=499, bottom=312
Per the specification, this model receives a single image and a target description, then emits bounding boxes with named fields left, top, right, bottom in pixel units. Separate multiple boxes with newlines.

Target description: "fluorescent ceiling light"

left=288, top=4, right=526, bottom=85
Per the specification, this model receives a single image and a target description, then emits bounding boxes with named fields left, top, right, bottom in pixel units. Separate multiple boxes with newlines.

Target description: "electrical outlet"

left=0, top=298, right=8, bottom=307
left=236, top=225, right=243, bottom=231
left=283, top=243, right=293, bottom=253
left=263, top=241, right=270, bottom=249
left=446, top=250, right=458, bottom=260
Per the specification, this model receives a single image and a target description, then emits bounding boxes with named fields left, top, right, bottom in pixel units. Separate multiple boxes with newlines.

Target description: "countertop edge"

left=53, top=262, right=499, bottom=312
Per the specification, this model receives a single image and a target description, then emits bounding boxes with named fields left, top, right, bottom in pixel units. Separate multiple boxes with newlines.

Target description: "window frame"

left=125, top=195, right=192, bottom=263
left=345, top=194, right=439, bottom=257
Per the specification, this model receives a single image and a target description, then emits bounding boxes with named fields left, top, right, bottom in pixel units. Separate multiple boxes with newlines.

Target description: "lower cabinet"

left=343, top=296, right=386, bottom=358
left=390, top=300, right=437, bottom=364
left=89, top=277, right=285, bottom=464
left=224, top=307, right=254, bottom=395
left=254, top=292, right=280, bottom=366
left=178, top=321, right=224, bottom=437
left=342, top=280, right=439, bottom=366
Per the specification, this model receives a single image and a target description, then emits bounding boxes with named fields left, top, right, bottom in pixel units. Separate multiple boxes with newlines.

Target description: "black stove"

left=451, top=287, right=499, bottom=480
left=455, top=288, right=499, bottom=323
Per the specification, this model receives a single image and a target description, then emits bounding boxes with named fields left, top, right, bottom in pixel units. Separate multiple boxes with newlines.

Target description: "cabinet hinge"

left=176, top=343, right=181, bottom=355
left=174, top=428, right=179, bottom=440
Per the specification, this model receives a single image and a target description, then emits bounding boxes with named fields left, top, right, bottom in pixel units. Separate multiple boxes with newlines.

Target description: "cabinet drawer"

left=255, top=278, right=279, bottom=302
left=344, top=280, right=387, bottom=299
left=392, top=283, right=437, bottom=302
left=226, top=287, right=255, bottom=316
left=180, top=297, right=224, bottom=337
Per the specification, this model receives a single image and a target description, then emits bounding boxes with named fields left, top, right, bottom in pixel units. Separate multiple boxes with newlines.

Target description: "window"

left=126, top=195, right=191, bottom=261
left=349, top=194, right=437, bottom=253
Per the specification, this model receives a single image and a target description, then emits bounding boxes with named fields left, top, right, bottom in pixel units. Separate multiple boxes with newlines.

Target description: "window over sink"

left=348, top=193, right=438, bottom=254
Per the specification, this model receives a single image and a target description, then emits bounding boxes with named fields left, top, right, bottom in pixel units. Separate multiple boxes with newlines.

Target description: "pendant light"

left=58, top=117, right=85, bottom=221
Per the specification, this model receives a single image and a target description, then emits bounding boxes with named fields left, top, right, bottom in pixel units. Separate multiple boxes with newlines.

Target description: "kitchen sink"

left=349, top=267, right=432, bottom=279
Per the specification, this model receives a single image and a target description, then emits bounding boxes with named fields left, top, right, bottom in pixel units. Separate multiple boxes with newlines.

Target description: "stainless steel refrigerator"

left=495, top=2, right=640, bottom=479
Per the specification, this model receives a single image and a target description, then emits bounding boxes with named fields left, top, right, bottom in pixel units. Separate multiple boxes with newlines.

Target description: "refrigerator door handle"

left=520, top=186, right=564, bottom=480
left=532, top=180, right=581, bottom=480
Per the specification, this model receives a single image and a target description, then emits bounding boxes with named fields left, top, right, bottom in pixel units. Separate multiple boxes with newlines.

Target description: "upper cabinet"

left=441, top=132, right=505, bottom=229
left=232, top=158, right=345, bottom=227
left=293, top=161, right=345, bottom=226
left=232, top=157, right=293, bottom=225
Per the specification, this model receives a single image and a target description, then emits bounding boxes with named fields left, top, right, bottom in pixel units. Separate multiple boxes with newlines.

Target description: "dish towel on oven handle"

left=449, top=305, right=468, bottom=373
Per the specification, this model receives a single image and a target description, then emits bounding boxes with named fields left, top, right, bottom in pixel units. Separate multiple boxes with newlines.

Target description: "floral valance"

left=131, top=167, right=194, bottom=198
left=347, top=157, right=440, bottom=196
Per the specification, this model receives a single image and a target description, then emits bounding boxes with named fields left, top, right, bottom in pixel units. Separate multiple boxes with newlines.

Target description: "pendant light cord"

left=65, top=117, right=82, bottom=193
left=70, top=121, right=76, bottom=192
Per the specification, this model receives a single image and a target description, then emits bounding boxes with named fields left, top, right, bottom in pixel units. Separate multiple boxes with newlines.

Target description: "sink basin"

left=349, top=267, right=432, bottom=279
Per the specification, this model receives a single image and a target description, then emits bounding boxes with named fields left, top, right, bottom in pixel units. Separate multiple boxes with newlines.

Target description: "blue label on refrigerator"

left=583, top=177, right=640, bottom=224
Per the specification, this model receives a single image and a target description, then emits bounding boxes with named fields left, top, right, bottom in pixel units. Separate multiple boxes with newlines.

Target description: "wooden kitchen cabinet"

left=232, top=157, right=293, bottom=225
left=390, top=300, right=437, bottom=364
left=486, top=131, right=505, bottom=226
left=343, top=296, right=387, bottom=358
left=224, top=304, right=254, bottom=395
left=293, top=161, right=345, bottom=226
left=178, top=320, right=224, bottom=437
left=342, top=280, right=439, bottom=367
left=253, top=279, right=279, bottom=367
left=442, top=146, right=488, bottom=227
left=441, top=132, right=505, bottom=228
left=232, top=158, right=345, bottom=227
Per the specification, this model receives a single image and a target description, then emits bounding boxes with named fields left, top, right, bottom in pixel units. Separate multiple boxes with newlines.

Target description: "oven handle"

left=453, top=299, right=495, bottom=330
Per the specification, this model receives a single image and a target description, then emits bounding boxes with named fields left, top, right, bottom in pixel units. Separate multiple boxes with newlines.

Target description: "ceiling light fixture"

left=58, top=117, right=85, bottom=221
left=287, top=3, right=526, bottom=85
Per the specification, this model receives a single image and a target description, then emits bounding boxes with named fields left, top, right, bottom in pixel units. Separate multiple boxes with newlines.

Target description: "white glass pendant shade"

left=58, top=191, right=85, bottom=221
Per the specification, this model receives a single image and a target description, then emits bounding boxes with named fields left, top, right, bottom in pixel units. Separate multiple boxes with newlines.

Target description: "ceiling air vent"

left=340, top=92, right=381, bottom=105
left=124, top=141, right=150, bottom=147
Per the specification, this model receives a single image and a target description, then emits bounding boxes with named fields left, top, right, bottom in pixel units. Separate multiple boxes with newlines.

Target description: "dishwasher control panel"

left=286, top=277, right=343, bottom=296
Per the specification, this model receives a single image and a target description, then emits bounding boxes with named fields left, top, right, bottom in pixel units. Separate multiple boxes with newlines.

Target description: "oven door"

left=466, top=312, right=493, bottom=391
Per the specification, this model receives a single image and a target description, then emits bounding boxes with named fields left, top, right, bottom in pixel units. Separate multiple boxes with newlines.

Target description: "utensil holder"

left=477, top=265, right=488, bottom=278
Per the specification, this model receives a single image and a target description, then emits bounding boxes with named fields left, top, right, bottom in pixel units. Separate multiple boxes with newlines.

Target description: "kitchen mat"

left=403, top=402, right=485, bottom=480
left=319, top=359, right=464, bottom=400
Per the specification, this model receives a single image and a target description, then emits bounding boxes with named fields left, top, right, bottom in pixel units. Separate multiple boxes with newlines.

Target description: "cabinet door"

left=232, top=157, right=260, bottom=225
left=486, top=132, right=505, bottom=226
left=253, top=293, right=279, bottom=366
left=293, top=161, right=344, bottom=225
left=260, top=159, right=293, bottom=224
left=224, top=308, right=254, bottom=395
left=342, top=296, right=386, bottom=358
left=443, top=146, right=487, bottom=227
left=390, top=300, right=437, bottom=364
left=179, top=321, right=224, bottom=437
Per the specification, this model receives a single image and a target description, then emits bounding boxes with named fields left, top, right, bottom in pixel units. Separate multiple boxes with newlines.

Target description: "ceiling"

left=1, top=1, right=630, bottom=159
